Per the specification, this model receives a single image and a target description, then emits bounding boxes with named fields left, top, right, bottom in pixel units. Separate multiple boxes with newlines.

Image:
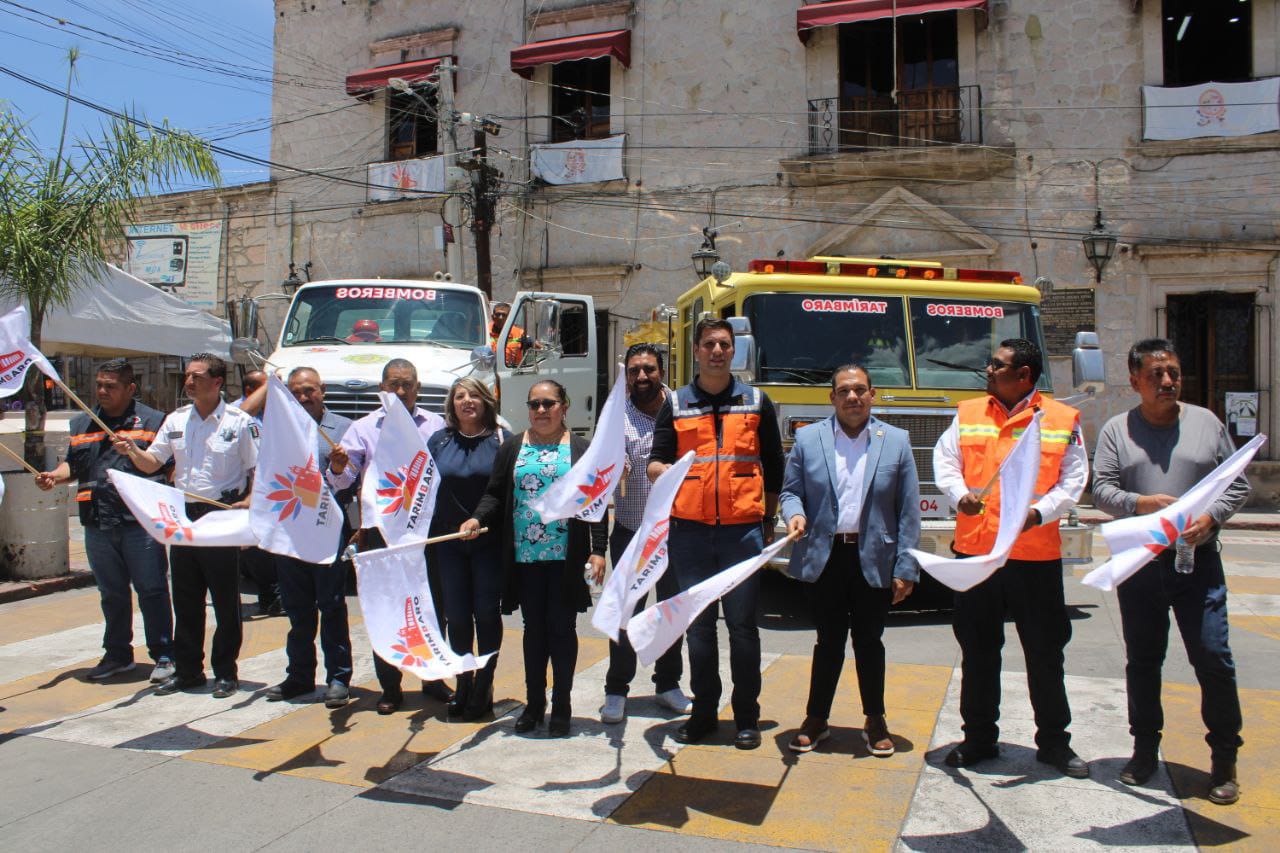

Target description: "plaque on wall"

left=1040, top=288, right=1096, bottom=355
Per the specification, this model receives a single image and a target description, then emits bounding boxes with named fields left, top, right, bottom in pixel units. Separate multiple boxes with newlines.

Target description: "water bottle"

left=1173, top=538, right=1195, bottom=574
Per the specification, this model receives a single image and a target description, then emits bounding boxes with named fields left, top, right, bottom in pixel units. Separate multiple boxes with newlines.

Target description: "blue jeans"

left=605, top=524, right=684, bottom=697
left=83, top=524, right=173, bottom=664
left=437, top=536, right=503, bottom=659
left=275, top=555, right=353, bottom=686
left=1117, top=546, right=1242, bottom=763
left=669, top=518, right=764, bottom=729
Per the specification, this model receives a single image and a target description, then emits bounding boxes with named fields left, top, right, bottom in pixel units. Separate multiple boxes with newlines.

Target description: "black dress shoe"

left=1036, top=746, right=1089, bottom=778
left=421, top=680, right=455, bottom=704
left=735, top=728, right=762, bottom=750
left=265, top=681, right=313, bottom=702
left=548, top=713, right=571, bottom=738
left=211, top=678, right=239, bottom=699
left=944, top=742, right=999, bottom=768
left=323, top=682, right=350, bottom=709
left=514, top=705, right=544, bottom=733
left=1119, top=751, right=1159, bottom=786
left=376, top=691, right=403, bottom=715
left=154, top=674, right=206, bottom=696
left=1208, top=760, right=1239, bottom=805
left=674, top=716, right=719, bottom=745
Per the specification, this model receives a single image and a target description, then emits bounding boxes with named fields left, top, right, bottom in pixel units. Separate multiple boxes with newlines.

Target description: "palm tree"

left=0, top=52, right=221, bottom=464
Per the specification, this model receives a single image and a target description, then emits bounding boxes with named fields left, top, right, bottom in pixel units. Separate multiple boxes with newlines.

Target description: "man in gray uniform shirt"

left=1092, top=338, right=1250, bottom=805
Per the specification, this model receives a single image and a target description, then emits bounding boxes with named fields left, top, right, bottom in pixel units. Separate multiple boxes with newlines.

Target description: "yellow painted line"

left=610, top=656, right=952, bottom=849
left=183, top=632, right=610, bottom=788
left=0, top=589, right=108, bottom=644
left=1161, top=681, right=1280, bottom=848
left=1226, top=577, right=1280, bottom=596
left=0, top=602, right=294, bottom=736
left=1231, top=615, right=1280, bottom=644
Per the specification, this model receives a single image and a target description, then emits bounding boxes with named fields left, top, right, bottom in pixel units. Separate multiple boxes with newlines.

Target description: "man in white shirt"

left=779, top=365, right=921, bottom=757
left=114, top=353, right=259, bottom=699
left=932, top=338, right=1089, bottom=777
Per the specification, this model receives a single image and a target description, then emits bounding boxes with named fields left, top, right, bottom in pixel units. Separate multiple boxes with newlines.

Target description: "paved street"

left=2, top=529, right=1278, bottom=852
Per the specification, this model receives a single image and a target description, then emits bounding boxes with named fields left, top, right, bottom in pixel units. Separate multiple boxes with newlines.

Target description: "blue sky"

left=0, top=0, right=274, bottom=188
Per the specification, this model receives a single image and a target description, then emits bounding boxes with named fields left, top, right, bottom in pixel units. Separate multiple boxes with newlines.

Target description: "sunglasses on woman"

left=526, top=398, right=560, bottom=411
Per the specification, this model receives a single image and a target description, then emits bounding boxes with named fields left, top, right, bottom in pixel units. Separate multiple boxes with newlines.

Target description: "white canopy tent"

left=0, top=263, right=231, bottom=359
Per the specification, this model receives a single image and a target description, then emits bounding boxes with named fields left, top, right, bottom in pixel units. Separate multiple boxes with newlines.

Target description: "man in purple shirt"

left=327, top=358, right=449, bottom=714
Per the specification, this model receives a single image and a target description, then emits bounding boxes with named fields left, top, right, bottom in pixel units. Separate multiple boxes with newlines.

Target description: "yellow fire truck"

left=665, top=255, right=1103, bottom=570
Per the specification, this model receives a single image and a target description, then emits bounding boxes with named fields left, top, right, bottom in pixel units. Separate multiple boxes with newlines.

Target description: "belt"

left=834, top=532, right=859, bottom=545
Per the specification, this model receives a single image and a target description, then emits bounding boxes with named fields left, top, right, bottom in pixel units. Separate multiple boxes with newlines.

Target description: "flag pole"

left=49, top=376, right=118, bottom=439
left=422, top=527, right=489, bottom=546
left=0, top=440, right=41, bottom=475
left=186, top=493, right=235, bottom=510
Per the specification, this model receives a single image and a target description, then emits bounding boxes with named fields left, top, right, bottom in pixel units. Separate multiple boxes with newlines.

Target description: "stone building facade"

left=173, top=1, right=1280, bottom=496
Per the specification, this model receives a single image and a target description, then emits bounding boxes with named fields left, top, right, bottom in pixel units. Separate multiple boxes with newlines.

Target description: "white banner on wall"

left=125, top=220, right=223, bottom=309
left=1142, top=78, right=1280, bottom=141
left=367, top=155, right=446, bottom=202
left=531, top=134, right=625, bottom=185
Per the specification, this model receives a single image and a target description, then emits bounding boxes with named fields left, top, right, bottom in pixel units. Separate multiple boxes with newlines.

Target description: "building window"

left=387, top=90, right=438, bottom=161
left=550, top=57, right=611, bottom=142
left=1162, top=0, right=1252, bottom=87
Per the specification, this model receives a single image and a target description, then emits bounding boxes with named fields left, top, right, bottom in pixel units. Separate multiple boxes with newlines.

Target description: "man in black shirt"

left=648, top=318, right=785, bottom=750
left=36, top=359, right=173, bottom=682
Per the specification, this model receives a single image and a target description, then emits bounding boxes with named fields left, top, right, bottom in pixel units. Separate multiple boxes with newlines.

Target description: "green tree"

left=0, top=52, right=220, bottom=464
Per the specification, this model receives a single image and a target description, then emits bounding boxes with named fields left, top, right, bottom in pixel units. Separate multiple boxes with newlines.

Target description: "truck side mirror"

left=470, top=345, right=496, bottom=370
left=727, top=317, right=755, bottom=381
left=235, top=298, right=260, bottom=342
left=531, top=299, right=563, bottom=354
left=230, top=336, right=265, bottom=367
left=1071, top=331, right=1105, bottom=391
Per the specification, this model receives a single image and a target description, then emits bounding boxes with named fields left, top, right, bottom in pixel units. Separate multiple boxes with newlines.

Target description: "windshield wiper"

left=765, top=366, right=834, bottom=383
left=926, top=357, right=986, bottom=377
left=292, top=336, right=350, bottom=345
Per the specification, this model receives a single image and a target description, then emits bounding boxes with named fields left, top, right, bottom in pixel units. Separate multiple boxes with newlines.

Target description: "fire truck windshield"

left=743, top=293, right=911, bottom=387
left=909, top=297, right=1052, bottom=391
left=281, top=285, right=486, bottom=349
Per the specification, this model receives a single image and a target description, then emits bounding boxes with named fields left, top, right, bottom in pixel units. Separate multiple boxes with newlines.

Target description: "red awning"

left=510, top=29, right=631, bottom=79
left=798, top=0, right=987, bottom=43
left=345, top=56, right=450, bottom=97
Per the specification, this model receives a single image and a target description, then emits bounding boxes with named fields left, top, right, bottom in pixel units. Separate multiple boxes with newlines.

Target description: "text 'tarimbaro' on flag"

left=250, top=375, right=344, bottom=564
left=1083, top=433, right=1266, bottom=592
left=353, top=540, right=494, bottom=679
left=592, top=450, right=694, bottom=642
left=908, top=413, right=1043, bottom=592
left=0, top=305, right=61, bottom=398
left=528, top=364, right=626, bottom=523
left=627, top=534, right=791, bottom=667
left=108, top=469, right=258, bottom=547
left=360, top=392, right=440, bottom=546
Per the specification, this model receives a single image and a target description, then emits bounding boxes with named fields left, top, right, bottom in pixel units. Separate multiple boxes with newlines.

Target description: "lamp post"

left=692, top=227, right=720, bottom=279
left=1082, top=210, right=1117, bottom=284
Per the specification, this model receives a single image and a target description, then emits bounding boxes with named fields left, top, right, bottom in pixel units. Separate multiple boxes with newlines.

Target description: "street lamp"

left=1081, top=210, right=1117, bottom=284
left=692, top=227, right=720, bottom=279
left=281, top=261, right=310, bottom=295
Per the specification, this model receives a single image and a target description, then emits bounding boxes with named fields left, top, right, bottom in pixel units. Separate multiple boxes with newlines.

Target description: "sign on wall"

left=1142, top=79, right=1280, bottom=141
left=125, top=221, right=224, bottom=308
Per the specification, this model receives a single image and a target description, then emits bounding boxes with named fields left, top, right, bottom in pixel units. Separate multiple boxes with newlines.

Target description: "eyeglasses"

left=987, top=358, right=1010, bottom=371
left=526, top=398, right=560, bottom=411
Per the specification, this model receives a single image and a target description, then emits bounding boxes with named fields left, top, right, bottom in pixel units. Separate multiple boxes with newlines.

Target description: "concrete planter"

left=0, top=472, right=70, bottom=580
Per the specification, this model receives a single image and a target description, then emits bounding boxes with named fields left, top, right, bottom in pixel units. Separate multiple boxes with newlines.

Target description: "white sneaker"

left=656, top=687, right=692, bottom=714
left=600, top=694, right=626, bottom=724
left=150, top=658, right=176, bottom=683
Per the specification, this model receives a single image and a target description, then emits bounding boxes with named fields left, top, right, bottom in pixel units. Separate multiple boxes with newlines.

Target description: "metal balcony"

left=808, top=85, right=982, bottom=155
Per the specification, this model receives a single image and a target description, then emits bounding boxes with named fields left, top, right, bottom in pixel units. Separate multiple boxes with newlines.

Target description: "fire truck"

left=664, top=255, right=1104, bottom=578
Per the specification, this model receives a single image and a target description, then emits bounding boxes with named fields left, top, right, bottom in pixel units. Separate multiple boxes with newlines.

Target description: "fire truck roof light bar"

left=745, top=258, right=1024, bottom=285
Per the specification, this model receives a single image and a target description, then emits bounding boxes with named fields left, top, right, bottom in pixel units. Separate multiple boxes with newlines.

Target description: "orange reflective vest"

left=953, top=392, right=1080, bottom=562
left=491, top=324, right=526, bottom=365
left=671, top=379, right=765, bottom=525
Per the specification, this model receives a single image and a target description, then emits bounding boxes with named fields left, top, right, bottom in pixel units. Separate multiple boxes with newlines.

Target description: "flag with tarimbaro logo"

left=108, top=470, right=257, bottom=547
left=0, top=305, right=61, bottom=398
left=360, top=392, right=440, bottom=546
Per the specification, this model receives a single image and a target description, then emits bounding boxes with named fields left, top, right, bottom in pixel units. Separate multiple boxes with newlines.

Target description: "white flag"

left=529, top=365, right=626, bottom=522
left=1083, top=434, right=1266, bottom=592
left=353, top=540, right=494, bottom=678
left=909, top=414, right=1043, bottom=592
left=592, top=451, right=695, bottom=641
left=108, top=469, right=258, bottom=547
left=250, top=376, right=344, bottom=564
left=0, top=305, right=61, bottom=398
left=360, top=392, right=440, bottom=545
left=628, top=535, right=791, bottom=667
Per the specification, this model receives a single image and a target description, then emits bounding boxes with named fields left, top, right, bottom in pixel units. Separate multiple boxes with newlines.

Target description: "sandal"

left=788, top=716, right=830, bottom=753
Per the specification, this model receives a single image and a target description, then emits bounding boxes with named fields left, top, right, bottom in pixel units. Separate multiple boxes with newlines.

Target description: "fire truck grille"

left=322, top=385, right=449, bottom=420
left=874, top=412, right=950, bottom=495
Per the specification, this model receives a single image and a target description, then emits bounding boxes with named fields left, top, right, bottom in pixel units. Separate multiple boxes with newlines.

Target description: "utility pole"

left=470, top=123, right=496, bottom=298
left=436, top=61, right=465, bottom=283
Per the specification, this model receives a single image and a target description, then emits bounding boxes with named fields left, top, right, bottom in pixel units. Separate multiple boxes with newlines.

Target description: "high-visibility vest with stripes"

left=953, top=392, right=1080, bottom=562
left=671, top=380, right=765, bottom=525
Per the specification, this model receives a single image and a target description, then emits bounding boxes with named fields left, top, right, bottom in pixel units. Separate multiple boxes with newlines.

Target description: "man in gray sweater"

left=1092, top=338, right=1249, bottom=806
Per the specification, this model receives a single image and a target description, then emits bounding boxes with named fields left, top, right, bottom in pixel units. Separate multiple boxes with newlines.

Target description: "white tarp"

left=1142, top=79, right=1280, bottom=141
left=0, top=262, right=231, bottom=359
left=367, top=155, right=446, bottom=202
left=531, top=134, right=625, bottom=185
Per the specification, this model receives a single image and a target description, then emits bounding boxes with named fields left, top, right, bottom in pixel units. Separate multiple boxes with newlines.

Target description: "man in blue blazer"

left=779, top=364, right=921, bottom=757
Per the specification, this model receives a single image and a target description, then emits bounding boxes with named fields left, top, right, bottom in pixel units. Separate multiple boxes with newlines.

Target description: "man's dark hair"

left=96, top=358, right=135, bottom=386
left=1127, top=338, right=1178, bottom=374
left=999, top=338, right=1042, bottom=384
left=382, top=358, right=418, bottom=382
left=188, top=353, right=227, bottom=381
left=624, top=342, right=665, bottom=373
left=242, top=370, right=268, bottom=394
left=830, top=363, right=871, bottom=389
left=693, top=317, right=733, bottom=346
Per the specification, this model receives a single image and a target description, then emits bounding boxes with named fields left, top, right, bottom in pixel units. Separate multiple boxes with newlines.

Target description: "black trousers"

left=171, top=503, right=242, bottom=680
left=364, top=529, right=447, bottom=696
left=952, top=557, right=1073, bottom=750
left=805, top=541, right=892, bottom=719
left=241, top=546, right=278, bottom=609
left=518, top=561, right=578, bottom=713
left=604, top=524, right=684, bottom=697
